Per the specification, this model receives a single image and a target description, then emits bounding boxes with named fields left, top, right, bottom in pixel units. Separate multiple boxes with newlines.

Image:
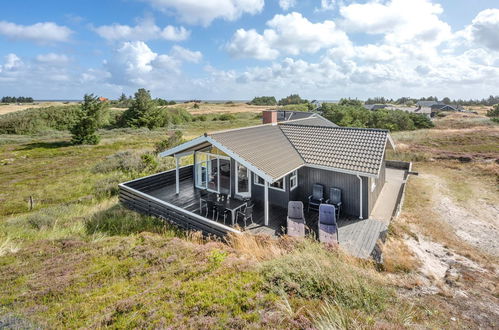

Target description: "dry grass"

left=382, top=237, right=421, bottom=273
left=227, top=233, right=295, bottom=261
left=170, top=102, right=270, bottom=115
left=0, top=101, right=79, bottom=115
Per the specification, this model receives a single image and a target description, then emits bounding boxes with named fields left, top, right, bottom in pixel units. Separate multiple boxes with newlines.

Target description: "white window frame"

left=254, top=173, right=286, bottom=192
left=195, top=151, right=230, bottom=195
left=290, top=170, right=298, bottom=191
left=235, top=161, right=251, bottom=198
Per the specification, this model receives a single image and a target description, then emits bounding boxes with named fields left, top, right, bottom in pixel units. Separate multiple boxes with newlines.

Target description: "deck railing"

left=119, top=165, right=241, bottom=237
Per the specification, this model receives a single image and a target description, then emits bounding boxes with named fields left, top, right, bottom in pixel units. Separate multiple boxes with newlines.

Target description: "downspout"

left=356, top=175, right=363, bottom=220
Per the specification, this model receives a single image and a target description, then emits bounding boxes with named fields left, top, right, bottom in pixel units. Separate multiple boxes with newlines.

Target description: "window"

left=290, top=170, right=298, bottom=191
left=254, top=174, right=285, bottom=191
left=271, top=178, right=285, bottom=191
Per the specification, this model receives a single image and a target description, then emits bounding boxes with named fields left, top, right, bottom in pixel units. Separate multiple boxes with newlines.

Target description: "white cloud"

left=35, top=53, right=70, bottom=64
left=467, top=9, right=499, bottom=51
left=320, top=0, right=335, bottom=11
left=227, top=12, right=350, bottom=59
left=94, top=17, right=190, bottom=41
left=226, top=29, right=279, bottom=60
left=142, top=0, right=264, bottom=26
left=104, top=41, right=203, bottom=86
left=279, top=0, right=296, bottom=11
left=0, top=54, right=24, bottom=72
left=0, top=21, right=72, bottom=43
left=339, top=0, right=451, bottom=46
left=171, top=45, right=202, bottom=63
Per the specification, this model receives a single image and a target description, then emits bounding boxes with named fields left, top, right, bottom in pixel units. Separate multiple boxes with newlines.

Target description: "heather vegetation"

left=0, top=97, right=497, bottom=328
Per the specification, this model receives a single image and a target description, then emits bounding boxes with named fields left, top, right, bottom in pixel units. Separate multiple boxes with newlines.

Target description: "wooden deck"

left=142, top=176, right=388, bottom=259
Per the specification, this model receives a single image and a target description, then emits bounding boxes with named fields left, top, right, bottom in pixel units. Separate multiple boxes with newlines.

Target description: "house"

left=416, top=100, right=460, bottom=117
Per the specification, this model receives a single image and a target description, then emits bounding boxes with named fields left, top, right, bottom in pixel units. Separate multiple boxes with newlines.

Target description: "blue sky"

left=0, top=0, right=498, bottom=100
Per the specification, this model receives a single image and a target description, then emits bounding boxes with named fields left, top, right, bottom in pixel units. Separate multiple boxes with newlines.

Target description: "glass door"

left=236, top=162, right=251, bottom=197
left=195, top=153, right=207, bottom=189
left=219, top=159, right=231, bottom=195
left=207, top=155, right=219, bottom=192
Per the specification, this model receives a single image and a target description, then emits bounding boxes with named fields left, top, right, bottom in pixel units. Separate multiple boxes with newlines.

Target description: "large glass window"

left=195, top=151, right=230, bottom=194
left=195, top=153, right=207, bottom=188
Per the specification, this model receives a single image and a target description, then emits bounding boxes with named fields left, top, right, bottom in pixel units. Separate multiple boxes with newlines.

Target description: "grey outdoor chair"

left=318, top=204, right=338, bottom=244
left=287, top=201, right=305, bottom=237
left=308, top=184, right=324, bottom=212
left=326, top=187, right=342, bottom=218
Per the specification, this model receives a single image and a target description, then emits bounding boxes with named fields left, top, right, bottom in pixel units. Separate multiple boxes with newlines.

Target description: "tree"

left=70, top=94, right=106, bottom=145
left=122, top=88, right=162, bottom=129
left=339, top=98, right=363, bottom=107
left=278, top=94, right=308, bottom=106
left=249, top=96, right=277, bottom=106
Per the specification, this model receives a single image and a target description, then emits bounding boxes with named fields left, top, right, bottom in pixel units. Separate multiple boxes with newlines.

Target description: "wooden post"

left=29, top=196, right=34, bottom=211
left=175, top=155, right=180, bottom=195
left=264, top=180, right=269, bottom=226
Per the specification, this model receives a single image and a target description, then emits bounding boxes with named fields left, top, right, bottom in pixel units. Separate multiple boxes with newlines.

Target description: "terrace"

left=119, top=164, right=407, bottom=259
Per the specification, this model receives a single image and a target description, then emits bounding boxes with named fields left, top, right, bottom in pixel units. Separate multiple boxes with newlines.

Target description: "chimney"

left=262, top=110, right=277, bottom=125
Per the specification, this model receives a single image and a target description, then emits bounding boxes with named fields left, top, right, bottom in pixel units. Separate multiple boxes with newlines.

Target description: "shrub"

left=0, top=105, right=81, bottom=134
left=92, top=150, right=174, bottom=175
left=121, top=89, right=162, bottom=129
left=249, top=96, right=277, bottom=106
left=486, top=104, right=499, bottom=117
left=154, top=131, right=183, bottom=154
left=321, top=103, right=433, bottom=131
left=193, top=103, right=200, bottom=109
left=278, top=94, right=308, bottom=106
left=93, top=176, right=122, bottom=199
left=218, top=113, right=236, bottom=121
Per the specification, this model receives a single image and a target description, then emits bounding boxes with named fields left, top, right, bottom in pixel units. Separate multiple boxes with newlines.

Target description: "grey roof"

left=416, top=100, right=443, bottom=107
left=280, top=125, right=388, bottom=176
left=162, top=121, right=390, bottom=180
left=281, top=115, right=338, bottom=127
left=209, top=125, right=304, bottom=180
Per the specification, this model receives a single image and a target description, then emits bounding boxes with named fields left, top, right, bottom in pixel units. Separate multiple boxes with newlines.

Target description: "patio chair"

left=236, top=203, right=254, bottom=228
left=318, top=204, right=338, bottom=244
left=287, top=201, right=305, bottom=237
left=215, top=202, right=229, bottom=224
left=326, top=187, right=342, bottom=218
left=308, top=184, right=324, bottom=212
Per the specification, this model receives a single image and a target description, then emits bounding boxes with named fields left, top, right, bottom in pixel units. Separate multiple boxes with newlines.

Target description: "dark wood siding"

left=294, top=166, right=369, bottom=219
left=251, top=172, right=291, bottom=208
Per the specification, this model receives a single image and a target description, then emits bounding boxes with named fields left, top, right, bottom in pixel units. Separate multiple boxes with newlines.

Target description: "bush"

left=0, top=105, right=81, bottom=134
left=193, top=103, right=200, bottom=109
left=154, top=130, right=183, bottom=154
left=93, top=175, right=122, bottom=199
left=92, top=150, right=174, bottom=175
left=321, top=103, right=433, bottom=131
left=249, top=96, right=277, bottom=106
left=486, top=104, right=499, bottom=117
left=278, top=94, right=308, bottom=106
left=217, top=113, right=236, bottom=121
left=281, top=104, right=310, bottom=112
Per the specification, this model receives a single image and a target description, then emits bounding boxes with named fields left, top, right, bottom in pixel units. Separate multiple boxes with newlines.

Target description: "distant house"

left=416, top=101, right=460, bottom=117
left=98, top=97, right=108, bottom=102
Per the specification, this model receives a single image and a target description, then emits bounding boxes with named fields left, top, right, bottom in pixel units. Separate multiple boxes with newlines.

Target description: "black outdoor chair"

left=236, top=203, right=254, bottom=228
left=326, top=187, right=342, bottom=218
left=318, top=204, right=338, bottom=244
left=215, top=202, right=229, bottom=224
left=287, top=201, right=305, bottom=237
left=308, top=184, right=324, bottom=212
